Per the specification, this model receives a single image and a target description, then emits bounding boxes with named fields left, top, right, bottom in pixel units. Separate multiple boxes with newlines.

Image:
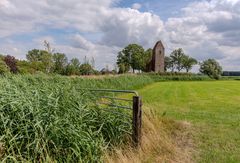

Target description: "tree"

left=0, top=59, right=10, bottom=74
left=65, top=58, right=81, bottom=75
left=117, top=52, right=131, bottom=73
left=164, top=56, right=174, bottom=72
left=79, top=63, right=94, bottom=75
left=53, top=53, right=68, bottom=74
left=26, top=49, right=53, bottom=73
left=40, top=52, right=53, bottom=73
left=117, top=44, right=145, bottom=73
left=44, top=40, right=55, bottom=54
left=17, top=60, right=36, bottom=74
left=182, top=55, right=198, bottom=72
left=4, top=55, right=18, bottom=73
left=27, top=49, right=44, bottom=62
left=170, top=48, right=185, bottom=72
left=142, top=48, right=153, bottom=71
left=199, top=59, right=222, bottom=80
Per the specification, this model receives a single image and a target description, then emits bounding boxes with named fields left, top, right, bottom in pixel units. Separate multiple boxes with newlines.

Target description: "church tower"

left=148, top=41, right=165, bottom=72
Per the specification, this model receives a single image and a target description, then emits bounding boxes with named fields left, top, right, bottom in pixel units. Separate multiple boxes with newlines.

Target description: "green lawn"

left=139, top=81, right=240, bottom=163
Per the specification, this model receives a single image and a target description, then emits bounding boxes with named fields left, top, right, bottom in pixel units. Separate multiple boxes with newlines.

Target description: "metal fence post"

left=132, top=96, right=142, bottom=147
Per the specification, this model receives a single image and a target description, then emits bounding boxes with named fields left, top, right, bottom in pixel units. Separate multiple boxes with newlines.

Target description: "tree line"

left=0, top=42, right=223, bottom=79
left=117, top=44, right=222, bottom=79
left=0, top=41, right=116, bottom=76
left=0, top=52, right=98, bottom=76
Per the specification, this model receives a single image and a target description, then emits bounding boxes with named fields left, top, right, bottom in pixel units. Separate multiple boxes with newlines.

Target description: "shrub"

left=3, top=55, right=18, bottom=73
left=199, top=59, right=222, bottom=80
left=0, top=59, right=10, bottom=75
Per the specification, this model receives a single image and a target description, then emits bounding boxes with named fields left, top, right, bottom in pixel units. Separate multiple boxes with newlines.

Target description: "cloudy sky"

left=0, top=0, right=240, bottom=70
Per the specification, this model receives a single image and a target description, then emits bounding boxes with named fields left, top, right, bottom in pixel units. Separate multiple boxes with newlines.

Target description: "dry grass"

left=104, top=108, right=195, bottom=163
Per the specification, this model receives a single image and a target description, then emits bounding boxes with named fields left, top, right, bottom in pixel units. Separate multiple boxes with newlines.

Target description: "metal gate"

left=83, top=89, right=142, bottom=146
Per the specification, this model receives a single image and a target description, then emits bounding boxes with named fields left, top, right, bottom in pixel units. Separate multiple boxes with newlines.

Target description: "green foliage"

left=26, top=49, right=44, bottom=62
left=65, top=58, right=81, bottom=76
left=164, top=56, right=174, bottom=72
left=17, top=60, right=36, bottom=74
left=0, top=59, right=10, bottom=75
left=182, top=55, right=198, bottom=72
left=0, top=74, right=155, bottom=162
left=117, top=44, right=149, bottom=73
left=165, top=48, right=197, bottom=73
left=170, top=48, right=185, bottom=72
left=199, top=59, right=222, bottom=80
left=26, top=49, right=53, bottom=73
left=53, top=53, right=68, bottom=74
left=142, top=48, right=153, bottom=71
left=79, top=63, right=94, bottom=75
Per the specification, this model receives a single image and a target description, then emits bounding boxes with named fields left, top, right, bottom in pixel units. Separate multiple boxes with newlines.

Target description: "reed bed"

left=0, top=74, right=209, bottom=162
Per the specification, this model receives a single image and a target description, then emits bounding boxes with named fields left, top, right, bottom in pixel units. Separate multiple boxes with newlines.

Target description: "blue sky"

left=0, top=0, right=240, bottom=71
left=117, top=0, right=193, bottom=20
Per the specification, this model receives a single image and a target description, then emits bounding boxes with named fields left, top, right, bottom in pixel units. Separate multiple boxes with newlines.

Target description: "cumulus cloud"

left=0, top=0, right=165, bottom=69
left=164, top=0, right=240, bottom=70
left=0, top=0, right=240, bottom=70
left=100, top=8, right=164, bottom=48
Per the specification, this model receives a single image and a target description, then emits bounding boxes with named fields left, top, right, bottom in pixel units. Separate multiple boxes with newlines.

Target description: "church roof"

left=153, top=40, right=165, bottom=50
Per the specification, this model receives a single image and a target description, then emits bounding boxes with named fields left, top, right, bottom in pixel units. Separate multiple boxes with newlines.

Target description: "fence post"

left=132, top=96, right=142, bottom=147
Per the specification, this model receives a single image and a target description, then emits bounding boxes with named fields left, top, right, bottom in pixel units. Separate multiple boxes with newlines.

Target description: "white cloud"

left=164, top=0, right=240, bottom=70
left=100, top=8, right=164, bottom=48
left=0, top=0, right=165, bottom=69
left=0, top=0, right=240, bottom=70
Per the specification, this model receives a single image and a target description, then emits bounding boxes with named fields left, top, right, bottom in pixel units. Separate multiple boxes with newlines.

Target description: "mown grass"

left=138, top=81, right=240, bottom=163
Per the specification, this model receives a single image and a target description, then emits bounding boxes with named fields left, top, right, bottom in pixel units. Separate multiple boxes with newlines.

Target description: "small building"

left=147, top=40, right=165, bottom=72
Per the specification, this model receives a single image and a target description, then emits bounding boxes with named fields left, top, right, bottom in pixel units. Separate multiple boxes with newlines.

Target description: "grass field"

left=1, top=75, right=240, bottom=162
left=139, top=81, right=240, bottom=163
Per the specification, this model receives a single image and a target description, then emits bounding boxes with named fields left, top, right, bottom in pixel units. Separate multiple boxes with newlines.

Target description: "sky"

left=0, top=0, right=240, bottom=71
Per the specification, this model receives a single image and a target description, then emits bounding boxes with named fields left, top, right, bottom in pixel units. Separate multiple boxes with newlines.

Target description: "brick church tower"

left=148, top=41, right=165, bottom=72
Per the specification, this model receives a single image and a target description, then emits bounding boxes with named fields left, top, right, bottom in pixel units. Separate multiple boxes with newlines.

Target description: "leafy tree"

left=117, top=44, right=145, bottom=73
left=170, top=48, right=185, bottom=72
left=4, top=55, right=18, bottom=73
left=117, top=52, right=131, bottom=73
left=0, top=59, right=10, bottom=74
left=142, top=48, right=153, bottom=71
left=199, top=59, right=222, bottom=80
left=27, top=49, right=44, bottom=62
left=65, top=58, right=81, bottom=76
left=17, top=60, right=39, bottom=74
left=40, top=52, right=53, bottom=73
left=26, top=49, right=53, bottom=73
left=79, top=63, right=94, bottom=75
left=164, top=56, right=174, bottom=72
left=53, top=53, right=68, bottom=74
left=182, top=55, right=198, bottom=72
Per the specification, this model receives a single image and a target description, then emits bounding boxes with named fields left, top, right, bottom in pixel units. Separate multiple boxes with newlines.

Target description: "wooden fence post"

left=132, top=96, right=142, bottom=147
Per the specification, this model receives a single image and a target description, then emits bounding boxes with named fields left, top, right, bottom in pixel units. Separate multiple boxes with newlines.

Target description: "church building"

left=147, top=40, right=165, bottom=72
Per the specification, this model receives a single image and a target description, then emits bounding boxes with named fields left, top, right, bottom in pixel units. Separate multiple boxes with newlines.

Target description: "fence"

left=85, top=89, right=142, bottom=147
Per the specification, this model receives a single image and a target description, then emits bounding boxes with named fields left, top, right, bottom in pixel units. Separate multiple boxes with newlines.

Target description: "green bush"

left=0, top=60, right=10, bottom=75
